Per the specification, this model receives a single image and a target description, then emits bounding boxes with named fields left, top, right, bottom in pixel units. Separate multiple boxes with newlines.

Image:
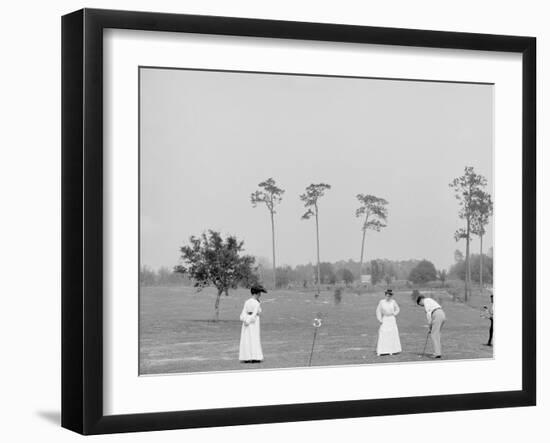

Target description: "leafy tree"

left=174, top=230, right=258, bottom=321
left=337, top=268, right=355, bottom=286
left=355, top=194, right=388, bottom=277
left=449, top=166, right=488, bottom=301
left=376, top=259, right=419, bottom=281
left=471, top=190, right=493, bottom=290
left=454, top=249, right=464, bottom=263
left=408, top=259, right=437, bottom=284
left=251, top=178, right=285, bottom=288
left=300, top=183, right=331, bottom=295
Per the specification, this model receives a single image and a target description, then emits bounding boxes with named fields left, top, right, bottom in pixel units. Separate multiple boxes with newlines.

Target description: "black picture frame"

left=62, top=8, right=536, bottom=435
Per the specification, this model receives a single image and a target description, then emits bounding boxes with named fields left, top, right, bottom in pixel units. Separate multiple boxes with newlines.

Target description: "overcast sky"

left=140, top=68, right=493, bottom=271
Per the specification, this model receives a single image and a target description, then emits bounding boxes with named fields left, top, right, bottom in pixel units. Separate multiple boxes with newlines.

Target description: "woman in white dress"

left=376, top=289, right=402, bottom=356
left=239, top=285, right=266, bottom=363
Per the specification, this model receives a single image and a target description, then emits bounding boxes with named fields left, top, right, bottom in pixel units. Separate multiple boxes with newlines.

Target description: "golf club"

left=421, top=329, right=431, bottom=358
left=308, top=328, right=318, bottom=366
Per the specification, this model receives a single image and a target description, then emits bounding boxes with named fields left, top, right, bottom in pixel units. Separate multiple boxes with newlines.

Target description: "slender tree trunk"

left=270, top=211, right=276, bottom=288
left=465, top=218, right=471, bottom=302
left=359, top=227, right=367, bottom=282
left=480, top=233, right=484, bottom=292
left=214, top=288, right=222, bottom=321
left=315, top=206, right=321, bottom=296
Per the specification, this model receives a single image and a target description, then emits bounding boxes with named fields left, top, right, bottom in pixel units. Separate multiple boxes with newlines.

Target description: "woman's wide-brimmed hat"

left=251, top=285, right=267, bottom=295
left=384, top=289, right=394, bottom=296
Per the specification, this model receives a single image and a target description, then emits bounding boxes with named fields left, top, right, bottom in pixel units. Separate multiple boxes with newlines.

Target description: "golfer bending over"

left=417, top=294, right=446, bottom=359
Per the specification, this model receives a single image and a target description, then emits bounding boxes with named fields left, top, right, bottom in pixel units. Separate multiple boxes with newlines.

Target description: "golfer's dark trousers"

left=488, top=318, right=493, bottom=345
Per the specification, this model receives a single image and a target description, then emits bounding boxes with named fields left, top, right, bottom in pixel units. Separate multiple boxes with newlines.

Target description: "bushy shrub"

left=408, top=260, right=437, bottom=284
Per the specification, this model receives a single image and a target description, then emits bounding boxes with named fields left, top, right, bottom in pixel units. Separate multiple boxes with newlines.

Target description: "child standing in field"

left=239, top=285, right=266, bottom=363
left=376, top=289, right=402, bottom=356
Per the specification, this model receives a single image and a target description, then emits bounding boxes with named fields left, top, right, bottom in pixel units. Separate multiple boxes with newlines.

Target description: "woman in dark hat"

left=239, top=285, right=266, bottom=363
left=375, top=289, right=402, bottom=356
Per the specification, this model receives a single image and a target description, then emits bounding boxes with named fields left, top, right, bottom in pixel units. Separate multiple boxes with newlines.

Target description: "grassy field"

left=139, top=286, right=493, bottom=375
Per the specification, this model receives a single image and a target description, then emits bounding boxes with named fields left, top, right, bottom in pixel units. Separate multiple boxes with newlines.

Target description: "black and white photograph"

left=0, top=0, right=546, bottom=440
left=139, top=67, right=495, bottom=375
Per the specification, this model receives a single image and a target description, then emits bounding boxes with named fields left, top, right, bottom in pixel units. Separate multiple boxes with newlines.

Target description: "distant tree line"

left=143, top=257, right=432, bottom=289
left=144, top=251, right=493, bottom=291
left=260, top=258, right=436, bottom=289
left=264, top=254, right=492, bottom=289
left=140, top=265, right=191, bottom=287
left=449, top=249, right=493, bottom=285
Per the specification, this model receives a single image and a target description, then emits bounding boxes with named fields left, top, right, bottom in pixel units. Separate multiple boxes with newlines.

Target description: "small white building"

left=360, top=274, right=371, bottom=284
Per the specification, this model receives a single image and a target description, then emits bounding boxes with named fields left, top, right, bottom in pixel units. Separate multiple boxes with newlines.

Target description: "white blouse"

left=376, top=299, right=400, bottom=323
left=422, top=297, right=442, bottom=323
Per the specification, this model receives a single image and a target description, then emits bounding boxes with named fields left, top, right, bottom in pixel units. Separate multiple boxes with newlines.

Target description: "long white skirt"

left=377, top=316, right=402, bottom=355
left=239, top=318, right=263, bottom=361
